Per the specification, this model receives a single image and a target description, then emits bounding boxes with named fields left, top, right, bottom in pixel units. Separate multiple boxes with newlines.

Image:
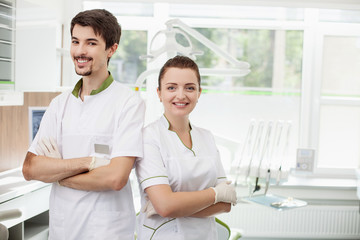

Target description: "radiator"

left=218, top=203, right=360, bottom=239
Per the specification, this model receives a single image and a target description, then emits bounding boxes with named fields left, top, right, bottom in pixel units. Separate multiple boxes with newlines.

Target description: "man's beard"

left=74, top=56, right=92, bottom=76
left=76, top=69, right=92, bottom=76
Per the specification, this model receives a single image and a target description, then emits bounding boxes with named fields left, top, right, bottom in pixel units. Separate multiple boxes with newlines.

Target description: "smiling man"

left=22, top=9, right=145, bottom=240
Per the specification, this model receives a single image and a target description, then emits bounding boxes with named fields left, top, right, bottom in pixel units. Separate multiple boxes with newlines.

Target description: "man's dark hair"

left=71, top=9, right=121, bottom=50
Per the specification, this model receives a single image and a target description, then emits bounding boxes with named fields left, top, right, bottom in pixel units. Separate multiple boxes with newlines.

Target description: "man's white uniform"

left=135, top=115, right=227, bottom=240
left=29, top=74, right=145, bottom=240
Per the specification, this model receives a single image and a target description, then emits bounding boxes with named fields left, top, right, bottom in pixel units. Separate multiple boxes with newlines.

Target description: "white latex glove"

left=211, top=181, right=237, bottom=205
left=88, top=156, right=110, bottom=171
left=36, top=137, right=62, bottom=159
left=142, top=199, right=158, bottom=218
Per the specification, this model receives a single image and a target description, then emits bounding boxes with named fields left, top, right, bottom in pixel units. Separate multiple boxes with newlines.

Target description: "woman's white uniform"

left=135, top=115, right=227, bottom=240
left=28, top=75, right=145, bottom=240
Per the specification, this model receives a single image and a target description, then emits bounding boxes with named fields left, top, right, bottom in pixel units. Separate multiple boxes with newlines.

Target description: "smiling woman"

left=135, top=56, right=236, bottom=240
left=157, top=64, right=201, bottom=124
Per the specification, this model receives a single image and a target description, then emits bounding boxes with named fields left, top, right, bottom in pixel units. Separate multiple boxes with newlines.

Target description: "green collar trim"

left=162, top=115, right=195, bottom=156
left=71, top=79, right=83, bottom=98
left=71, top=73, right=114, bottom=98
left=162, top=114, right=192, bottom=131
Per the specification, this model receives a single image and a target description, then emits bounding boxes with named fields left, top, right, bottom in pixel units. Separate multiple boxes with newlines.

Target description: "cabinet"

left=0, top=0, right=15, bottom=91
left=0, top=168, right=50, bottom=240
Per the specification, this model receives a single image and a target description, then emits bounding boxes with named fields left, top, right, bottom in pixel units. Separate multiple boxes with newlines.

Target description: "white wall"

left=15, top=0, right=82, bottom=92
left=191, top=94, right=300, bottom=169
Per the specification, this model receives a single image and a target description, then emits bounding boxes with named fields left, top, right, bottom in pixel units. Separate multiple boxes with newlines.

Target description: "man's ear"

left=107, top=43, right=118, bottom=58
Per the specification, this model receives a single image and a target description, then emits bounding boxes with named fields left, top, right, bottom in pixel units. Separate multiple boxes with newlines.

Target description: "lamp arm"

left=166, top=19, right=250, bottom=69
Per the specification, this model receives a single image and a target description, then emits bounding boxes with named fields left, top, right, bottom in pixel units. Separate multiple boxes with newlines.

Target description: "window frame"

left=308, top=19, right=360, bottom=177
left=84, top=2, right=360, bottom=179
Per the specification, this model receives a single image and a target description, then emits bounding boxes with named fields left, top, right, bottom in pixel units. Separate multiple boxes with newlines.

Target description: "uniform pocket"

left=91, top=135, right=113, bottom=159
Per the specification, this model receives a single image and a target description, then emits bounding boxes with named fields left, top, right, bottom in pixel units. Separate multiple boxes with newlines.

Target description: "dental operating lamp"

left=134, top=18, right=251, bottom=91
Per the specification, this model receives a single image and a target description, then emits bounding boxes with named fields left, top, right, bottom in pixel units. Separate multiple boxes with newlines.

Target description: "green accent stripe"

left=163, top=114, right=196, bottom=156
left=0, top=81, right=14, bottom=84
left=175, top=131, right=196, bottom=156
left=144, top=218, right=176, bottom=240
left=217, top=177, right=227, bottom=180
left=140, top=176, right=168, bottom=184
left=215, top=218, right=231, bottom=240
left=143, top=225, right=156, bottom=231
left=90, top=74, right=113, bottom=95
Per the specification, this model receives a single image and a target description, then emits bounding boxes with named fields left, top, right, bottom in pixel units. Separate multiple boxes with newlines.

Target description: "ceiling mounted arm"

left=136, top=18, right=251, bottom=91
left=165, top=19, right=250, bottom=69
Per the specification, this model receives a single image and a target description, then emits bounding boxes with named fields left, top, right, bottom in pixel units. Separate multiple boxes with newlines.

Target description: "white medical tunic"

left=29, top=75, right=145, bottom=240
left=135, top=115, right=227, bottom=240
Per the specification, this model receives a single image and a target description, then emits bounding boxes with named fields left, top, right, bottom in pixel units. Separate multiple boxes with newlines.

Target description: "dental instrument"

left=268, top=120, right=284, bottom=169
left=246, top=121, right=264, bottom=196
left=234, top=119, right=255, bottom=186
left=264, top=121, right=282, bottom=194
left=245, top=121, right=264, bottom=180
left=266, top=121, right=282, bottom=193
left=253, top=121, right=273, bottom=194
left=277, top=121, right=292, bottom=184
left=264, top=169, right=271, bottom=195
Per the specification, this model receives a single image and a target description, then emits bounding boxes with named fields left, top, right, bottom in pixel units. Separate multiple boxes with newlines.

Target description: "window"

left=321, top=36, right=360, bottom=98
left=319, top=8, right=360, bottom=23
left=314, top=28, right=360, bottom=172
left=108, top=30, right=147, bottom=84
left=190, top=28, right=303, bottom=90
left=82, top=2, right=360, bottom=177
left=318, top=105, right=360, bottom=169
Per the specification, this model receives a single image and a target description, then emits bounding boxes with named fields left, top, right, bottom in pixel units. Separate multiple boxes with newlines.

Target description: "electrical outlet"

left=296, top=148, right=315, bottom=172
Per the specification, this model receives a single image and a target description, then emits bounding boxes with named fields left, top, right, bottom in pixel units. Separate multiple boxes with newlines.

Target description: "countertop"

left=0, top=168, right=49, bottom=204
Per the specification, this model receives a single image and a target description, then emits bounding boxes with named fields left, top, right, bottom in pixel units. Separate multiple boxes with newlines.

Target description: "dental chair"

left=216, top=217, right=242, bottom=240
left=216, top=217, right=231, bottom=240
left=134, top=214, right=241, bottom=240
